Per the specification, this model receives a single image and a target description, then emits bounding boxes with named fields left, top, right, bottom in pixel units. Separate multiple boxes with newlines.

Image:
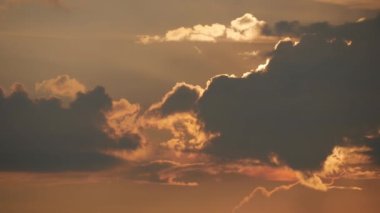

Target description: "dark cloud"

left=148, top=83, right=202, bottom=117
left=268, top=14, right=380, bottom=39
left=0, top=85, right=141, bottom=172
left=268, top=20, right=331, bottom=37
left=365, top=137, right=380, bottom=165
left=193, top=16, right=380, bottom=171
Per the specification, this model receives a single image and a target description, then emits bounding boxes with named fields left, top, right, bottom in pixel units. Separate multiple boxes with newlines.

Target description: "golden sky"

left=0, top=0, right=380, bottom=212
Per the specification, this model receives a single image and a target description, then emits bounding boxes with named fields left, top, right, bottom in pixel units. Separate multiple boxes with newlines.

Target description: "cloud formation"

left=196, top=16, right=380, bottom=171
left=0, top=84, right=142, bottom=172
left=148, top=82, right=203, bottom=117
left=138, top=13, right=270, bottom=44
left=148, top=16, right=380, bottom=173
left=35, top=75, right=86, bottom=103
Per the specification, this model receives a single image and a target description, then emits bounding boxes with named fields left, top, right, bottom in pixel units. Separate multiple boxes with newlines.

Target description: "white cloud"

left=138, top=13, right=270, bottom=44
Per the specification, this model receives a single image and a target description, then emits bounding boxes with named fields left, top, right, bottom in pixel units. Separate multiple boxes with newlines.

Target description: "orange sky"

left=0, top=1, right=380, bottom=212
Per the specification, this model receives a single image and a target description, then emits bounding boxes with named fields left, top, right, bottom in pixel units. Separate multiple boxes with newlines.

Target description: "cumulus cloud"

left=0, top=83, right=142, bottom=172
left=2, top=15, right=380, bottom=199
left=138, top=13, right=271, bottom=44
left=194, top=16, right=380, bottom=171
left=124, top=17, right=380, bottom=196
left=146, top=16, right=380, bottom=174
left=145, top=112, right=218, bottom=153
left=35, top=75, right=86, bottom=104
left=143, top=83, right=218, bottom=153
left=104, top=98, right=141, bottom=139
left=148, top=82, right=203, bottom=117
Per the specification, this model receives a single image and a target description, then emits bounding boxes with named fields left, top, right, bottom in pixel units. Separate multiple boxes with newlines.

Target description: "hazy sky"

left=1, top=1, right=380, bottom=212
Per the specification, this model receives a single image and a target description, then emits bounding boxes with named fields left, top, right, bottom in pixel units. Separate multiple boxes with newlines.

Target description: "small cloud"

left=238, top=50, right=260, bottom=60
left=148, top=82, right=203, bottom=117
left=35, top=75, right=86, bottom=103
left=193, top=46, right=203, bottom=54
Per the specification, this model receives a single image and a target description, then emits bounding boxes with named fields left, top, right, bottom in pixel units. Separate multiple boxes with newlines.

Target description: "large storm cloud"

left=0, top=85, right=142, bottom=172
left=154, top=16, right=380, bottom=171
left=197, top=16, right=380, bottom=171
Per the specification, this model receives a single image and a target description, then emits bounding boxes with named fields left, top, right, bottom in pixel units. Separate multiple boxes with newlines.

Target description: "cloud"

left=144, top=16, right=380, bottom=173
left=35, top=75, right=86, bottom=104
left=144, top=112, right=218, bottom=153
left=144, top=83, right=217, bottom=153
left=104, top=98, right=141, bottom=139
left=138, top=13, right=271, bottom=44
left=0, top=83, right=142, bottom=172
left=148, top=82, right=203, bottom=117
left=315, top=0, right=380, bottom=10
left=238, top=50, right=260, bottom=60
left=195, top=16, right=380, bottom=171
left=232, top=182, right=298, bottom=213
left=232, top=145, right=372, bottom=212
left=364, top=135, right=380, bottom=165
left=268, top=15, right=380, bottom=39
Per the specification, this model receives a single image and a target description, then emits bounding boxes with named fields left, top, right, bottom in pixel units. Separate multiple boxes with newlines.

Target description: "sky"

left=0, top=0, right=380, bottom=212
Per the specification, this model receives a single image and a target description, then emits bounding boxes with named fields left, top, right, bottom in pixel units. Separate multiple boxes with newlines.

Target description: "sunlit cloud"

left=104, top=98, right=141, bottom=139
left=232, top=145, right=373, bottom=212
left=144, top=112, right=218, bottom=153
left=35, top=75, right=86, bottom=105
left=137, top=13, right=273, bottom=44
left=148, top=82, right=203, bottom=117
left=232, top=182, right=298, bottom=213
left=238, top=50, right=260, bottom=60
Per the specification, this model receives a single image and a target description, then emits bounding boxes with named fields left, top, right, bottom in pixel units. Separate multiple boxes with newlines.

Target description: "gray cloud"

left=0, top=85, right=141, bottom=172
left=196, top=16, right=380, bottom=171
left=148, top=82, right=203, bottom=117
left=150, top=16, right=380, bottom=171
left=365, top=137, right=380, bottom=165
left=268, top=15, right=380, bottom=39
